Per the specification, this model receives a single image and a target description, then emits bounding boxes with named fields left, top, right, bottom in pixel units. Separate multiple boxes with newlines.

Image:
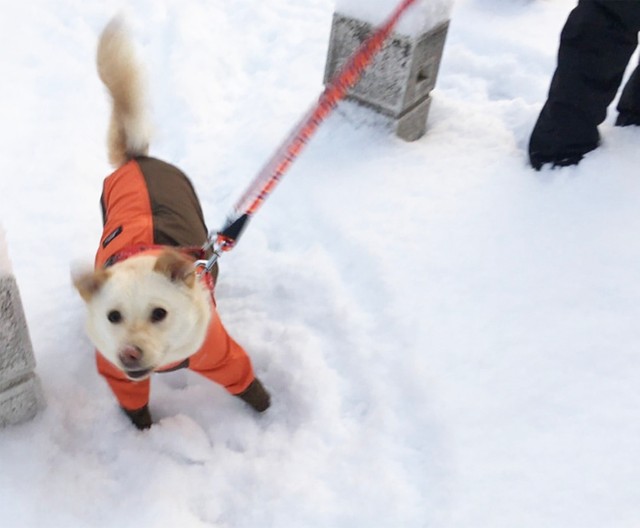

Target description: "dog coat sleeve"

left=96, top=352, right=150, bottom=411
left=188, top=310, right=256, bottom=396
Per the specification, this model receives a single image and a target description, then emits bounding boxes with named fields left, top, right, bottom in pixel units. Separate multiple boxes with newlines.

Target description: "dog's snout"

left=119, top=345, right=143, bottom=368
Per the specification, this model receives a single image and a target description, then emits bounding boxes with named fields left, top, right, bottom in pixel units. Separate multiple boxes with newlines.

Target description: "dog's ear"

left=153, top=250, right=195, bottom=287
left=72, top=269, right=110, bottom=302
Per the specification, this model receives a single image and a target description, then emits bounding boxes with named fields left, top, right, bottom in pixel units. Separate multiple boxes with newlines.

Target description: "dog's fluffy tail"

left=97, top=17, right=150, bottom=167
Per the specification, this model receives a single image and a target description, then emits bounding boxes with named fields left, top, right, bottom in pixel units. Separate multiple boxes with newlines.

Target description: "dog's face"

left=73, top=250, right=212, bottom=380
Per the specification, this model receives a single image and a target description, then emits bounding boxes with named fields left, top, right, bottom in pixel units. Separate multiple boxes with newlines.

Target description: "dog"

left=73, top=17, right=270, bottom=430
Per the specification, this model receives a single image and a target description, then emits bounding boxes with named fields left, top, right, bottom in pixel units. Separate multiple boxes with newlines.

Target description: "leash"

left=197, top=0, right=420, bottom=274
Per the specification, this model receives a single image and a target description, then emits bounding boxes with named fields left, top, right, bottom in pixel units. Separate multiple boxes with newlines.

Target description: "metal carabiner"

left=194, top=234, right=232, bottom=277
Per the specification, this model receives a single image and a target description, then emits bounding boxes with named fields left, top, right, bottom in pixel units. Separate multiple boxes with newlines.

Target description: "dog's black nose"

left=119, top=345, right=142, bottom=369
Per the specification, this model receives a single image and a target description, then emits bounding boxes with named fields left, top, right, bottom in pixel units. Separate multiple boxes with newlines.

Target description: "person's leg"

left=529, top=0, right=640, bottom=169
left=616, top=61, right=640, bottom=126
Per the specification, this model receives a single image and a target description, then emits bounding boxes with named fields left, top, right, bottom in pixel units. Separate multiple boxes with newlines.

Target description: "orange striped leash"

left=199, top=0, right=420, bottom=274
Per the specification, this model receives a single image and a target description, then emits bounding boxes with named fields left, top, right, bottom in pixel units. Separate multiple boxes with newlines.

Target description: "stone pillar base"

left=0, top=274, right=44, bottom=427
left=0, top=374, right=44, bottom=427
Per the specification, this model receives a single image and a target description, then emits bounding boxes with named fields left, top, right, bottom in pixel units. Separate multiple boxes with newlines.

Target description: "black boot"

left=123, top=405, right=152, bottom=430
left=616, top=63, right=640, bottom=126
left=529, top=102, right=599, bottom=170
left=236, top=378, right=271, bottom=412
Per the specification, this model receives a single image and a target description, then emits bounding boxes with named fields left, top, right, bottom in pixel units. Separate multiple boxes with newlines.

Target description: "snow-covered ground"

left=1, top=0, right=640, bottom=526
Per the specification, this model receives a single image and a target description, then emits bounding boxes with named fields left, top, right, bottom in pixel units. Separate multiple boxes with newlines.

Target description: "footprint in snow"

left=149, top=414, right=213, bottom=464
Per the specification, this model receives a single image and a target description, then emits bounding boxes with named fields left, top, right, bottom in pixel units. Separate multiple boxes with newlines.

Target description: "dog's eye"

left=150, top=307, right=168, bottom=323
left=107, top=310, right=123, bottom=324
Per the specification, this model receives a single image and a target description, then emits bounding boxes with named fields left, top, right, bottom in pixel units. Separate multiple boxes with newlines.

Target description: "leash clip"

left=195, top=233, right=234, bottom=277
left=195, top=214, right=248, bottom=276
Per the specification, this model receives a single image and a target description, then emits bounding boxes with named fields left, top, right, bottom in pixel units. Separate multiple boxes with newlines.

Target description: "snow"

left=1, top=0, right=640, bottom=527
left=0, top=225, right=11, bottom=275
left=335, top=0, right=453, bottom=34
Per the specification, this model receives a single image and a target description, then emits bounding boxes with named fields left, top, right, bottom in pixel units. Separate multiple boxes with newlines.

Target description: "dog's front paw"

left=122, top=405, right=152, bottom=430
left=236, top=378, right=271, bottom=413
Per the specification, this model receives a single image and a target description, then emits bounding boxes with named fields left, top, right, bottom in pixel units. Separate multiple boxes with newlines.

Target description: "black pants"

left=529, top=0, right=640, bottom=167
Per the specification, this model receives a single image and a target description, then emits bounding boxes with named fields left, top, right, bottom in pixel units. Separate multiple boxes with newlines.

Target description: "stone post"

left=324, top=13, right=449, bottom=141
left=0, top=228, right=43, bottom=427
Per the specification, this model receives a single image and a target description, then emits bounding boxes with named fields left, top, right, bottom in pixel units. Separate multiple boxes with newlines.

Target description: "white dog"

left=73, top=17, right=270, bottom=429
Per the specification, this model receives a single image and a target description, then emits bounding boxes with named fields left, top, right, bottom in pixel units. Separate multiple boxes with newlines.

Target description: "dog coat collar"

left=104, top=244, right=216, bottom=293
left=103, top=244, right=206, bottom=268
